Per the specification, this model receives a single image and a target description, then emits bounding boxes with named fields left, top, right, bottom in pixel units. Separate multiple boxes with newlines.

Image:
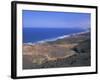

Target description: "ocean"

left=23, top=28, right=85, bottom=43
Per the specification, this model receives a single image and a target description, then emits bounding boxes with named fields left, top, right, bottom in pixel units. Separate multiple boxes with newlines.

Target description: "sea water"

left=23, top=28, right=85, bottom=43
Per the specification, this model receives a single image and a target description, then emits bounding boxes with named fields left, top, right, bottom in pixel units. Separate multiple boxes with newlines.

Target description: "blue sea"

left=23, top=28, right=86, bottom=43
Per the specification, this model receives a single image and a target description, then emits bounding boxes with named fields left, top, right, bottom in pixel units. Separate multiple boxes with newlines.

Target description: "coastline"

left=23, top=31, right=89, bottom=45
left=23, top=30, right=91, bottom=69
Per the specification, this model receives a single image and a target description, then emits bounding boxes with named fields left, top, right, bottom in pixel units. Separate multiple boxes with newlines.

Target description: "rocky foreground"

left=23, top=32, right=91, bottom=69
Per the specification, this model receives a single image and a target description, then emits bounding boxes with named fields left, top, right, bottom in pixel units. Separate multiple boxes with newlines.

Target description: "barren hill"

left=23, top=32, right=90, bottom=69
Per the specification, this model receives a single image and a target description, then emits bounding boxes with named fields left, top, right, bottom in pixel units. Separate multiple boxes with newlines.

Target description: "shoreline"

left=23, top=31, right=90, bottom=69
left=23, top=31, right=89, bottom=45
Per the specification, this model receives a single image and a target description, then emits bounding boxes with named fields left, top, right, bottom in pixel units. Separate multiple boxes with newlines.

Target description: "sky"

left=22, top=10, right=91, bottom=29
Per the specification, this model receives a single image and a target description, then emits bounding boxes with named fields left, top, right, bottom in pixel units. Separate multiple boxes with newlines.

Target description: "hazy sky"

left=22, top=10, right=90, bottom=29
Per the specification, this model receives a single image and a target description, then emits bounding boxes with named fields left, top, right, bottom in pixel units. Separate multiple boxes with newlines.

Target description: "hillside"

left=23, top=32, right=91, bottom=69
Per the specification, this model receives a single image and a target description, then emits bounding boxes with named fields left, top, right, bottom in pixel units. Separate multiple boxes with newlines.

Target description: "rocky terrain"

left=23, top=32, right=91, bottom=69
